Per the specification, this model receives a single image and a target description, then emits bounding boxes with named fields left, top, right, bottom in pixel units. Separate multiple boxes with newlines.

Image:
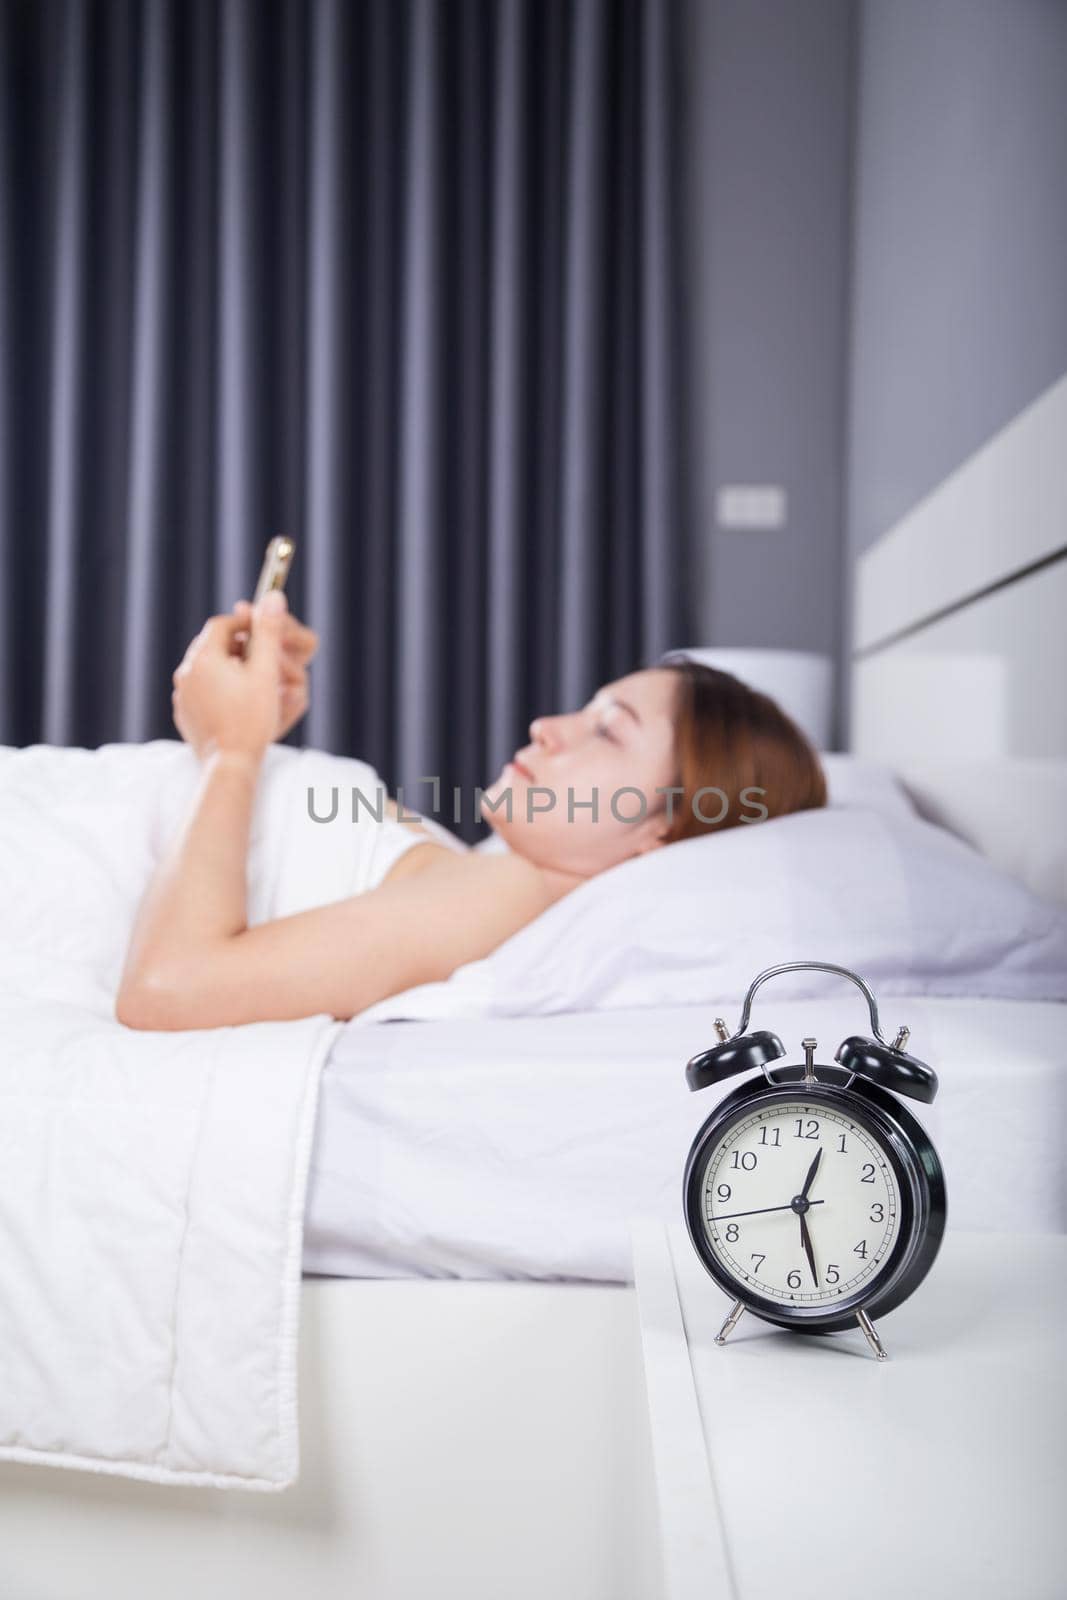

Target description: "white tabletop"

left=632, top=1223, right=1067, bottom=1600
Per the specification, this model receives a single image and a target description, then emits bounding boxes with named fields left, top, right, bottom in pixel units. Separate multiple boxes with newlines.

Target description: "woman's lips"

left=508, top=756, right=535, bottom=782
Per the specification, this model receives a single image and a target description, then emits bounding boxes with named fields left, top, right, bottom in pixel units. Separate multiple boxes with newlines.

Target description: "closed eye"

left=584, top=699, right=621, bottom=743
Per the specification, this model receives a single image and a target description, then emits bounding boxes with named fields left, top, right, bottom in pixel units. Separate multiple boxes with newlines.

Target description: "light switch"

left=716, top=484, right=787, bottom=531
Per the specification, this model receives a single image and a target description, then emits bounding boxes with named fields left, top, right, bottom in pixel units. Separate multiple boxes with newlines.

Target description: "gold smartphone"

left=239, top=536, right=296, bottom=659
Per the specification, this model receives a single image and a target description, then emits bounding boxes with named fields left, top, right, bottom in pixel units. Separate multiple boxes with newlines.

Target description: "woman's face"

left=480, top=668, right=680, bottom=878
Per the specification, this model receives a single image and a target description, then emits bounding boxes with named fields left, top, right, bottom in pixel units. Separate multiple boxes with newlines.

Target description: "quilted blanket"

left=0, top=739, right=377, bottom=1490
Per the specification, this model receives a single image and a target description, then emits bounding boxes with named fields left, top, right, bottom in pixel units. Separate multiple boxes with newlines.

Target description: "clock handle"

left=731, top=961, right=893, bottom=1046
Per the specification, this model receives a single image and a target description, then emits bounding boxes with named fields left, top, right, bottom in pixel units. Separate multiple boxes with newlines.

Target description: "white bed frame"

left=4, top=381, right=1065, bottom=1600
left=850, top=372, right=1067, bottom=905
left=0, top=1281, right=665, bottom=1600
left=850, top=372, right=1067, bottom=772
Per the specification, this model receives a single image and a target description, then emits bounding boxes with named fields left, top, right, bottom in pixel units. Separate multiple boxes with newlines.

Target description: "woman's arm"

left=117, top=747, right=263, bottom=1006
left=116, top=848, right=557, bottom=1031
left=116, top=592, right=307, bottom=1021
left=116, top=591, right=566, bottom=1030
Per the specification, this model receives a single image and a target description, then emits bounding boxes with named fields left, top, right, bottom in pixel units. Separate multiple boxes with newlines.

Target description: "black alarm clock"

left=682, top=961, right=947, bottom=1359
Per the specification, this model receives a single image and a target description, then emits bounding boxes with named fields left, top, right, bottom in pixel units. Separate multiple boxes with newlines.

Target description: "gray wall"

left=847, top=0, right=1067, bottom=560
left=681, top=0, right=1067, bottom=736
left=682, top=0, right=854, bottom=666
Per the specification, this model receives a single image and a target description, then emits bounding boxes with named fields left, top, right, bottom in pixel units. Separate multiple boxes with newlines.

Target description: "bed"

left=304, top=995, right=1067, bottom=1286
left=1, top=991, right=1063, bottom=1600
left=2, top=386, right=1066, bottom=1600
left=1, top=993, right=1063, bottom=1600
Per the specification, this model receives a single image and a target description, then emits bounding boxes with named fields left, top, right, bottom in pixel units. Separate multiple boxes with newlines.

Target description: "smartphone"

left=239, top=536, right=297, bottom=659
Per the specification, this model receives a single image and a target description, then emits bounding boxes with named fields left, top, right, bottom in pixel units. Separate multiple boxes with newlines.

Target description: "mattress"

left=302, top=995, right=1067, bottom=1281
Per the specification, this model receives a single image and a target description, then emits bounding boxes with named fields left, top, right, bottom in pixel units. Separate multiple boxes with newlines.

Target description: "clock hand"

left=799, top=1209, right=818, bottom=1287
left=800, top=1146, right=823, bottom=1200
left=713, top=1200, right=826, bottom=1222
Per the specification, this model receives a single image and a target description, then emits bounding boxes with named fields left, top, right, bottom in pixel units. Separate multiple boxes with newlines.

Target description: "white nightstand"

left=631, top=1223, right=1067, bottom=1600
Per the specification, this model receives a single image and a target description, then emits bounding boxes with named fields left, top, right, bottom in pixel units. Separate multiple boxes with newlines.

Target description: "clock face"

left=699, top=1098, right=903, bottom=1310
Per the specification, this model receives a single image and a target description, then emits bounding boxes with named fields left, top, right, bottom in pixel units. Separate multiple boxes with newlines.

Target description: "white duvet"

left=0, top=739, right=376, bottom=1490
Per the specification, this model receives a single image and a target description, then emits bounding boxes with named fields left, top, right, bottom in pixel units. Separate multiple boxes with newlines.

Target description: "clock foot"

left=856, top=1307, right=889, bottom=1360
left=714, top=1299, right=745, bottom=1346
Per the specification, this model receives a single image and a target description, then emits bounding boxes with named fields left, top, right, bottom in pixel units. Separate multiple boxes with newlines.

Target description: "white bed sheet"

left=303, top=996, right=1067, bottom=1282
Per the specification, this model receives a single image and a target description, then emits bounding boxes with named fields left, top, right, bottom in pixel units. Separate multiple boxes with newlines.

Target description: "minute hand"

left=713, top=1201, right=826, bottom=1222
left=800, top=1210, right=819, bottom=1287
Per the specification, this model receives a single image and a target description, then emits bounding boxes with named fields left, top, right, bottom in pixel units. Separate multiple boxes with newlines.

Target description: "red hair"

left=658, top=660, right=827, bottom=842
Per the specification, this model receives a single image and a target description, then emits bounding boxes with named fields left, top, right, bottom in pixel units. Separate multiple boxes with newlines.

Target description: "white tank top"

left=365, top=808, right=470, bottom=890
left=250, top=752, right=485, bottom=923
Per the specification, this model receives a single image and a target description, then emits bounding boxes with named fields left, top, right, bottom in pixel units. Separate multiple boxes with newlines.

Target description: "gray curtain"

left=0, top=0, right=690, bottom=839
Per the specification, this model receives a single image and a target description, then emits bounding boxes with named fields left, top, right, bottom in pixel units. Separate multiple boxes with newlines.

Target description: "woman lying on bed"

left=116, top=592, right=826, bottom=1031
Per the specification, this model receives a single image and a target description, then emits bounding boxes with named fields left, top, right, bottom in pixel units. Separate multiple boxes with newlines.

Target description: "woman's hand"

left=171, top=592, right=319, bottom=760
left=230, top=596, right=318, bottom=740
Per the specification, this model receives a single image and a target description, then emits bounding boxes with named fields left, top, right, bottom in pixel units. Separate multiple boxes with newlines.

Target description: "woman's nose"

left=529, top=716, right=560, bottom=750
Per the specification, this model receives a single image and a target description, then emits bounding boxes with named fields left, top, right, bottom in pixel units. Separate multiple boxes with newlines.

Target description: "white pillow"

left=895, top=760, right=1067, bottom=909
left=820, top=753, right=916, bottom=821
left=353, top=803, right=1067, bottom=1025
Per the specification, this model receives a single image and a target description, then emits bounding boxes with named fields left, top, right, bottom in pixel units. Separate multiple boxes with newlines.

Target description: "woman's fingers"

left=229, top=600, right=252, bottom=656
left=231, top=598, right=316, bottom=660
left=175, top=602, right=317, bottom=674
left=283, top=619, right=318, bottom=660
left=195, top=615, right=241, bottom=651
left=277, top=676, right=310, bottom=737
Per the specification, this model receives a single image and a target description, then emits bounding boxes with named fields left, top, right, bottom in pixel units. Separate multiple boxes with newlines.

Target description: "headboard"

left=850, top=372, right=1067, bottom=905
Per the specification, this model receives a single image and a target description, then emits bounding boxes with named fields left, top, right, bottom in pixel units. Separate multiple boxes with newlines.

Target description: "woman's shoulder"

left=382, top=796, right=466, bottom=842
left=361, top=837, right=576, bottom=977
left=378, top=799, right=583, bottom=911
left=396, top=829, right=579, bottom=906
left=373, top=800, right=463, bottom=879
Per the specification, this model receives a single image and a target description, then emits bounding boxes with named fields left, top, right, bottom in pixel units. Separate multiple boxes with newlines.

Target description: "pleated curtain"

left=0, top=0, right=690, bottom=838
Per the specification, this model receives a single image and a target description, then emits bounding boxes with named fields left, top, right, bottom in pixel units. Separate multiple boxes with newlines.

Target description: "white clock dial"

left=700, top=1101, right=902, bottom=1307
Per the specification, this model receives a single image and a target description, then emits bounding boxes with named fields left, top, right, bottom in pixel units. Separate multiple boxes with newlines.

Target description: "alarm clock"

left=682, top=961, right=947, bottom=1359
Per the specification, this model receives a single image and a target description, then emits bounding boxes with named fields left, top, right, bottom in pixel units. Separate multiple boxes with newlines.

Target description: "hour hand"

left=800, top=1211, right=818, bottom=1288
left=801, top=1146, right=822, bottom=1200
